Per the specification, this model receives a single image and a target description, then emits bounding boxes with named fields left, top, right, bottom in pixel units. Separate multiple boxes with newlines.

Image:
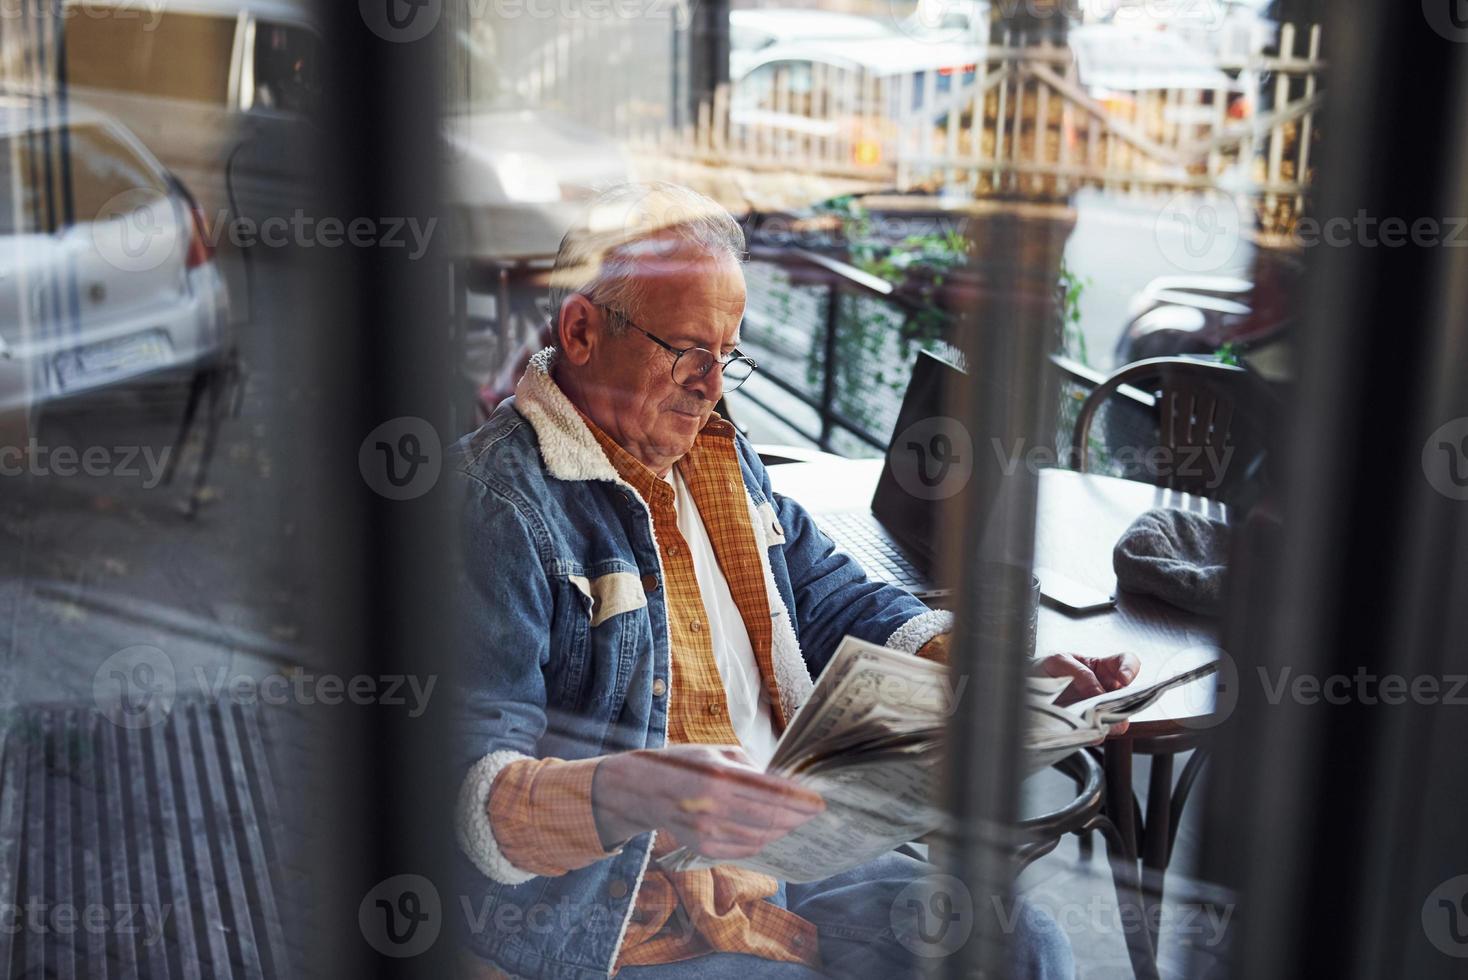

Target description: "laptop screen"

left=870, top=351, right=971, bottom=563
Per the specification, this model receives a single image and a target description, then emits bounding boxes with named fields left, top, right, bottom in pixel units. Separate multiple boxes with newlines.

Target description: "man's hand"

left=1036, top=652, right=1141, bottom=734
left=592, top=745, right=825, bottom=860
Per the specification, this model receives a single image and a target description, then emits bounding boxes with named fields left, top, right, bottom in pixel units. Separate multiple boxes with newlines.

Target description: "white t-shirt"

left=665, top=468, right=781, bottom=770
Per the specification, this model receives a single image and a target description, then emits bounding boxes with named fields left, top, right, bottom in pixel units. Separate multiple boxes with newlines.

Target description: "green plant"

left=1056, top=257, right=1090, bottom=366
left=1213, top=341, right=1242, bottom=366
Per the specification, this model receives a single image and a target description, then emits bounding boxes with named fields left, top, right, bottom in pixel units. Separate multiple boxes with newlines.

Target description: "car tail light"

left=185, top=202, right=214, bottom=268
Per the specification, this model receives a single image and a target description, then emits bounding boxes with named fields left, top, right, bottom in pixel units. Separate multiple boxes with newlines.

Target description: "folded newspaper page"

left=659, top=636, right=1218, bottom=882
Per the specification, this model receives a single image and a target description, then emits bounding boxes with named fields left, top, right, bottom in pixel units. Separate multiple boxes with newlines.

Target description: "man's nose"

left=684, top=365, right=722, bottom=404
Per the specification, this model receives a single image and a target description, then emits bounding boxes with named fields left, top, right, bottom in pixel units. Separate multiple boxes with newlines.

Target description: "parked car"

left=731, top=23, right=987, bottom=165
left=0, top=99, right=231, bottom=417
left=1113, top=250, right=1302, bottom=364
left=730, top=9, right=895, bottom=79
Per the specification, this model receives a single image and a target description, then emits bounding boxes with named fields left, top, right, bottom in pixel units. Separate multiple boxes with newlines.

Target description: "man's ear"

left=558, top=294, right=600, bottom=367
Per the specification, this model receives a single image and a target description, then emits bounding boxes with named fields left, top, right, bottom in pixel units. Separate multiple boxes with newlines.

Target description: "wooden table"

left=768, top=459, right=1228, bottom=980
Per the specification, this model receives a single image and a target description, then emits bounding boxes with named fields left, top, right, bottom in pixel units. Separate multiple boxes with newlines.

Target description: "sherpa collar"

left=513, top=346, right=737, bottom=484
left=513, top=347, right=624, bottom=483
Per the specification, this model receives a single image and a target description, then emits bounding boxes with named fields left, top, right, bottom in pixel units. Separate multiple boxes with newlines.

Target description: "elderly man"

left=452, top=183, right=1134, bottom=979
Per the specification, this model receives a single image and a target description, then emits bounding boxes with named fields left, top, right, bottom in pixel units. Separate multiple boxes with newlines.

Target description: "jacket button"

left=706, top=702, right=723, bottom=716
left=642, top=574, right=659, bottom=593
left=609, top=880, right=629, bottom=899
left=690, top=619, right=703, bottom=633
left=652, top=678, right=667, bottom=697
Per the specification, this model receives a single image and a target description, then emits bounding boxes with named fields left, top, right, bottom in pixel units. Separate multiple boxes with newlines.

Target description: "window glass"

left=253, top=21, right=322, bottom=115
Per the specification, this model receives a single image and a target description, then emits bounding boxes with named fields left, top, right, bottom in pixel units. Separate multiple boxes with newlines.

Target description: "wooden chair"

left=1071, top=356, right=1276, bottom=506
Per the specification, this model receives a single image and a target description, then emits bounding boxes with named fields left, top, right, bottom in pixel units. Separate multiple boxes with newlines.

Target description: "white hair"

left=548, top=182, right=746, bottom=336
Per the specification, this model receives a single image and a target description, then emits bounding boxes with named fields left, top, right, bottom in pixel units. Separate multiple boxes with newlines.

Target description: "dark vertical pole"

left=686, top=0, right=729, bottom=116
left=1195, top=2, right=1468, bottom=978
left=943, top=208, right=1073, bottom=979
left=303, top=1, right=456, bottom=976
left=820, top=283, right=840, bottom=452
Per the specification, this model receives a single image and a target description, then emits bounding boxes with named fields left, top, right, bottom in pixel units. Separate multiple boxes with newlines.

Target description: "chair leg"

left=162, top=371, right=209, bottom=486
left=181, top=370, right=227, bottom=518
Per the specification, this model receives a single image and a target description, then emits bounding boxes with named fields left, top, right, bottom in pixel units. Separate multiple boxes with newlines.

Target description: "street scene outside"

left=0, top=0, right=1321, bottom=976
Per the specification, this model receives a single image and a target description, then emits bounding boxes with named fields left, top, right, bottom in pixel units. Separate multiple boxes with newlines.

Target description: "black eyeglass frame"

left=596, top=304, right=758, bottom=393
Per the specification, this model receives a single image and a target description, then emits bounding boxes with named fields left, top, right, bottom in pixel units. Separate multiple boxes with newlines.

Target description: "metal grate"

left=0, top=699, right=295, bottom=979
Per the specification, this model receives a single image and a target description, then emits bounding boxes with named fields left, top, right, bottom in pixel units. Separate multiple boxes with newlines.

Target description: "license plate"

left=55, top=331, right=173, bottom=389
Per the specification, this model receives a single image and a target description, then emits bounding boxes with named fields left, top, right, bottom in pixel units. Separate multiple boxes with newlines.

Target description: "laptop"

left=812, top=351, right=967, bottom=604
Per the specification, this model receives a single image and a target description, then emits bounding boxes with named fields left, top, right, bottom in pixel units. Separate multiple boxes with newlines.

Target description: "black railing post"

left=819, top=280, right=841, bottom=451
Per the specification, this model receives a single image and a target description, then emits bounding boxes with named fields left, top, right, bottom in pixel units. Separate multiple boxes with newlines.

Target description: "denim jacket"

left=451, top=349, right=952, bottom=979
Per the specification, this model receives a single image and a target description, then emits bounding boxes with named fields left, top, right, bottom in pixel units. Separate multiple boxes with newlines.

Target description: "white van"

left=62, top=0, right=320, bottom=222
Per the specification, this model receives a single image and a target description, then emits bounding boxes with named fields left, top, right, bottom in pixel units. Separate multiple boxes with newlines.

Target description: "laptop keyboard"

left=817, top=511, right=933, bottom=593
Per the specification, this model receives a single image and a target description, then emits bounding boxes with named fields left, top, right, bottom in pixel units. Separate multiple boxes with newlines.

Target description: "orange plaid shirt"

left=486, top=413, right=821, bottom=972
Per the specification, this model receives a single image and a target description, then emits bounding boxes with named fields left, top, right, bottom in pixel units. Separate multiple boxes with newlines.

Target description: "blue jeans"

left=619, top=852, right=1073, bottom=980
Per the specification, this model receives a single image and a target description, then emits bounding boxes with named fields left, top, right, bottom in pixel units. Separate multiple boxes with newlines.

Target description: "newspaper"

left=659, top=635, right=1219, bottom=882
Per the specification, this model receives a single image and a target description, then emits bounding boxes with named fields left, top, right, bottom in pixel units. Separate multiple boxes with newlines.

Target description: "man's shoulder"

left=450, top=399, right=546, bottom=494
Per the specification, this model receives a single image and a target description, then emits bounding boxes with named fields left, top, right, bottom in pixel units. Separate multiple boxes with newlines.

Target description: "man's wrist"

left=592, top=753, right=649, bottom=849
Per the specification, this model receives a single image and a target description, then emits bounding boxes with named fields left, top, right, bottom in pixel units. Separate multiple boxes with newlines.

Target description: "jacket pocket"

left=567, top=571, right=649, bottom=627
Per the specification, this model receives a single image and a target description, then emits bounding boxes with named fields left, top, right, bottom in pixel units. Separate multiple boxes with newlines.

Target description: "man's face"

left=573, top=250, right=746, bottom=474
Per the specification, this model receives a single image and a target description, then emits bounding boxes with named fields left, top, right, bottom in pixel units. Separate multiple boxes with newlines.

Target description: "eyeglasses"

left=598, top=305, right=758, bottom=394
